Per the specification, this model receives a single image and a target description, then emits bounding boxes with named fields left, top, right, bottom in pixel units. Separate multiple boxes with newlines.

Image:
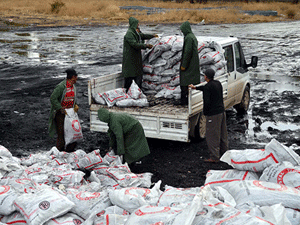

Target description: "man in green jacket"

left=97, top=108, right=150, bottom=167
left=122, top=17, right=157, bottom=92
left=176, top=21, right=200, bottom=106
left=49, top=68, right=79, bottom=152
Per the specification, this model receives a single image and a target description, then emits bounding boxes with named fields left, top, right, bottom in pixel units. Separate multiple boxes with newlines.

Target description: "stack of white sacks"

left=141, top=35, right=227, bottom=99
left=0, top=138, right=300, bottom=224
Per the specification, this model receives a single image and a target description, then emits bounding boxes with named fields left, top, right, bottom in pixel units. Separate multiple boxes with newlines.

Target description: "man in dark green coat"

left=97, top=108, right=150, bottom=166
left=177, top=21, right=200, bottom=105
left=122, top=17, right=157, bottom=92
left=49, top=68, right=79, bottom=152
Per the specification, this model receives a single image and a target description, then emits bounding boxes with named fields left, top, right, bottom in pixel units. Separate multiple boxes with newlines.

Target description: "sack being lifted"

left=141, top=36, right=228, bottom=98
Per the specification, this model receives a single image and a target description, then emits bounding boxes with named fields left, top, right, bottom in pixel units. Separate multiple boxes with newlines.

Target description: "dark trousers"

left=205, top=112, right=228, bottom=160
left=180, top=86, right=188, bottom=104
left=54, top=110, right=77, bottom=152
left=124, top=76, right=142, bottom=92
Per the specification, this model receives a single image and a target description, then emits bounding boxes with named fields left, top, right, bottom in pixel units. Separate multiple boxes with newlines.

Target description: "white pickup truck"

left=88, top=36, right=258, bottom=142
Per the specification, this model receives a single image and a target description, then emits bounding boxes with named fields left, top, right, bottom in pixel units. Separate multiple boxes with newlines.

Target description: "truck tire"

left=234, top=86, right=250, bottom=114
left=195, top=112, right=206, bottom=140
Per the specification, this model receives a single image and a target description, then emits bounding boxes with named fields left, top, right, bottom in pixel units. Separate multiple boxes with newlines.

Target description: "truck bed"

left=90, top=94, right=188, bottom=116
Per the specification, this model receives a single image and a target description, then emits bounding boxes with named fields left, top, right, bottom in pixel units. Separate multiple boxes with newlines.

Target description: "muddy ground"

left=1, top=21, right=300, bottom=189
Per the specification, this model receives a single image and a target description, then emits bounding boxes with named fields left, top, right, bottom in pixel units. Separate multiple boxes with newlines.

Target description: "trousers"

left=205, top=112, right=228, bottom=160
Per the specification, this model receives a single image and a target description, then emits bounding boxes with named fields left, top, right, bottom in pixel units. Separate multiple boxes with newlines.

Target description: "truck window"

left=223, top=45, right=234, bottom=72
left=234, top=42, right=247, bottom=72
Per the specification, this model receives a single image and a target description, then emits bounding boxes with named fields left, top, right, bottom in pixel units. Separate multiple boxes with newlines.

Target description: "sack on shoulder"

left=64, top=108, right=83, bottom=146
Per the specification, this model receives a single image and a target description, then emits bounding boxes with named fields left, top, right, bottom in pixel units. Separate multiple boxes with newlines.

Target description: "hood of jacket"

left=129, top=17, right=139, bottom=30
left=180, top=21, right=192, bottom=36
left=98, top=108, right=110, bottom=123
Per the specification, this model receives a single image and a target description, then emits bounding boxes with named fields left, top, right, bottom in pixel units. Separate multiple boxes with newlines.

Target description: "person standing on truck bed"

left=176, top=21, right=200, bottom=106
left=122, top=17, right=158, bottom=92
left=49, top=68, right=79, bottom=152
left=97, top=108, right=150, bottom=168
left=189, top=68, right=228, bottom=163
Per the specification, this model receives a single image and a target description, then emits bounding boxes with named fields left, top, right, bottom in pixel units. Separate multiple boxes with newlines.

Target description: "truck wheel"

left=234, top=86, right=250, bottom=114
left=195, top=113, right=206, bottom=140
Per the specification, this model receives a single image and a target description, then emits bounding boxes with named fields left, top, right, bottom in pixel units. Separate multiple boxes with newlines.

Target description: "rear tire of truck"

left=195, top=113, right=206, bottom=140
left=234, top=86, right=250, bottom=114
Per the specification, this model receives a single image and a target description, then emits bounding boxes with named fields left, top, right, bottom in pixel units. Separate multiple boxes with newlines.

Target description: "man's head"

left=129, top=17, right=139, bottom=30
left=204, top=68, right=215, bottom=81
left=66, top=68, right=78, bottom=84
left=180, top=21, right=192, bottom=36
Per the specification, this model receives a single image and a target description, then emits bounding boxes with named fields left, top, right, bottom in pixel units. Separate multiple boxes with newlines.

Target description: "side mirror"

left=251, top=56, right=258, bottom=68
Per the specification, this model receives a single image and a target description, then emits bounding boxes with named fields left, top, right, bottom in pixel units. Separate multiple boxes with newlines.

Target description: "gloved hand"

left=60, top=108, right=67, bottom=115
left=181, top=66, right=186, bottom=71
left=74, top=104, right=79, bottom=113
left=146, top=44, right=153, bottom=49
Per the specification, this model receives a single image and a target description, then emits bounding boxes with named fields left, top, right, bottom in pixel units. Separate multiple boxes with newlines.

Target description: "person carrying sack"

left=49, top=68, right=80, bottom=152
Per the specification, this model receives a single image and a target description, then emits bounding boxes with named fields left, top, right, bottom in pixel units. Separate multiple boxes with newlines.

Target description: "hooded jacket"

left=179, top=21, right=200, bottom=86
left=97, top=108, right=150, bottom=164
left=48, top=80, right=77, bottom=138
left=122, top=17, right=154, bottom=78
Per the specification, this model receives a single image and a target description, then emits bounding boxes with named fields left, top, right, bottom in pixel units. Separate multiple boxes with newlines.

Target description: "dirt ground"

left=1, top=21, right=300, bottom=189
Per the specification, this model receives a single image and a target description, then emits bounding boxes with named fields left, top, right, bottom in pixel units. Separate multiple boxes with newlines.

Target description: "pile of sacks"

left=141, top=35, right=227, bottom=99
left=0, top=138, right=300, bottom=224
left=93, top=80, right=149, bottom=108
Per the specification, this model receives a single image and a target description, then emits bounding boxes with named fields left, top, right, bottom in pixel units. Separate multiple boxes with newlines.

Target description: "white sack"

left=204, top=169, right=259, bottom=189
left=66, top=189, right=112, bottom=219
left=161, top=50, right=176, bottom=60
left=0, top=145, right=13, bottom=158
left=128, top=80, right=143, bottom=100
left=259, top=161, right=300, bottom=189
left=84, top=205, right=130, bottom=225
left=0, top=212, right=26, bottom=225
left=143, top=74, right=161, bottom=83
left=93, top=92, right=106, bottom=105
left=109, top=181, right=162, bottom=213
left=220, top=139, right=300, bottom=172
left=285, top=208, right=300, bottom=225
left=215, top=180, right=300, bottom=210
left=75, top=150, right=106, bottom=170
left=102, top=88, right=129, bottom=107
left=157, top=186, right=201, bottom=208
left=171, top=36, right=184, bottom=52
left=14, top=187, right=75, bottom=225
left=0, top=185, right=19, bottom=215
left=116, top=98, right=135, bottom=107
left=132, top=98, right=149, bottom=107
left=193, top=185, right=273, bottom=225
left=238, top=202, right=292, bottom=225
left=200, top=51, right=223, bottom=66
left=44, top=212, right=85, bottom=225
left=124, top=205, right=183, bottom=224
left=142, top=64, right=153, bottom=74
left=64, top=108, right=83, bottom=146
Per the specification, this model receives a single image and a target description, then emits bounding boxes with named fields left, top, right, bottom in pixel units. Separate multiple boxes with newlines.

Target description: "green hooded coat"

left=179, top=21, right=200, bottom=86
left=122, top=17, right=154, bottom=78
left=48, top=80, right=77, bottom=138
left=98, top=108, right=150, bottom=164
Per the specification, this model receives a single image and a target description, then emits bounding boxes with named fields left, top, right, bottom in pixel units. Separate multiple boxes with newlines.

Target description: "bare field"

left=0, top=0, right=300, bottom=27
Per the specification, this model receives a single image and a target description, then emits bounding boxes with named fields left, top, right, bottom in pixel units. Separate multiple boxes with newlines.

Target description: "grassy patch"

left=0, top=0, right=299, bottom=25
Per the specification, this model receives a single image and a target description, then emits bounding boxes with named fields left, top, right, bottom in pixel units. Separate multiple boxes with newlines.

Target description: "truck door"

left=223, top=44, right=236, bottom=109
left=234, top=42, right=248, bottom=105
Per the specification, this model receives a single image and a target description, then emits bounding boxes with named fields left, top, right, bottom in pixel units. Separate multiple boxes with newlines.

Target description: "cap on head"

left=204, top=68, right=215, bottom=80
left=65, top=68, right=77, bottom=76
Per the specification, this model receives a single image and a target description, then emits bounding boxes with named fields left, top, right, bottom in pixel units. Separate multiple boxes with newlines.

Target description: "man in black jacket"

left=189, top=69, right=228, bottom=162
